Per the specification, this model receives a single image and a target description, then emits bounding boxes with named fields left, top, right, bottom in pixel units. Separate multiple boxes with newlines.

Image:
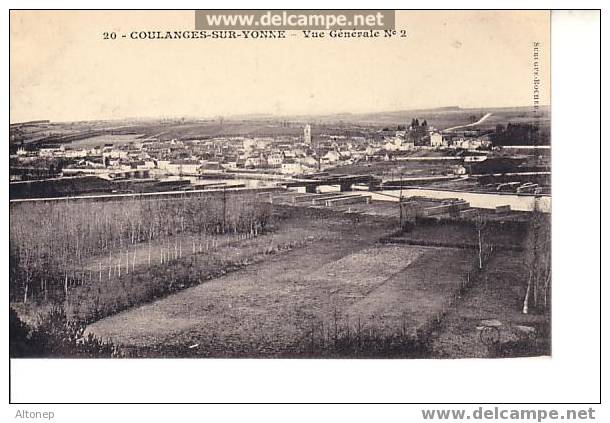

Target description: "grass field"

left=86, top=206, right=479, bottom=357
left=394, top=218, right=528, bottom=249
left=67, top=134, right=146, bottom=149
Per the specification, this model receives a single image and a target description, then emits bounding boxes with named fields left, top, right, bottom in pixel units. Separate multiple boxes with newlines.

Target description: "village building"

left=430, top=131, right=445, bottom=147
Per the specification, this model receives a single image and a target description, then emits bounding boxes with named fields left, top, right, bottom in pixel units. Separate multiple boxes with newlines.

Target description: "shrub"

left=9, top=306, right=119, bottom=358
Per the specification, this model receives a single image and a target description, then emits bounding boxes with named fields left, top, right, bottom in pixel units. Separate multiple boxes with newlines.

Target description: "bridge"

left=283, top=174, right=381, bottom=193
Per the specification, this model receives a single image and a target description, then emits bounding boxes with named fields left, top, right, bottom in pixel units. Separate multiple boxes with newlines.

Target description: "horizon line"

left=10, top=104, right=551, bottom=126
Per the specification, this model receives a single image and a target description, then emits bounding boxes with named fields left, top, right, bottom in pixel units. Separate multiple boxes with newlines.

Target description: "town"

left=9, top=107, right=550, bottom=201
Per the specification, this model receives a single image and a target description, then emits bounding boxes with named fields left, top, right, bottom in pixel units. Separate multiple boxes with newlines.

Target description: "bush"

left=9, top=307, right=119, bottom=358
left=9, top=308, right=32, bottom=357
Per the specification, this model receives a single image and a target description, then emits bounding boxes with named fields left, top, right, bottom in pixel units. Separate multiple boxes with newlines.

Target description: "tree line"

left=9, top=193, right=272, bottom=305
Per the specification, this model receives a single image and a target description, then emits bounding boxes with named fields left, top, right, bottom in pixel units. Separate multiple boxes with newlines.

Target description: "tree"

left=522, top=201, right=551, bottom=314
left=19, top=245, right=33, bottom=303
left=9, top=192, right=271, bottom=306
left=474, top=212, right=487, bottom=270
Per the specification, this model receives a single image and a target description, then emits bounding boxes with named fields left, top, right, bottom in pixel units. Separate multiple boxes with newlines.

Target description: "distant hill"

left=10, top=105, right=550, bottom=150
left=277, top=105, right=550, bottom=130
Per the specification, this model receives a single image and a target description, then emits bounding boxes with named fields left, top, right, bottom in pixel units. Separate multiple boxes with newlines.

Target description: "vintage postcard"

left=9, top=10, right=552, bottom=360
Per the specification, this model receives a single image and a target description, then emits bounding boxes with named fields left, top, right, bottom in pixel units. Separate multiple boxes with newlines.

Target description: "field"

left=307, top=105, right=550, bottom=129
left=67, top=134, right=146, bottom=149
left=10, top=192, right=548, bottom=358
left=96, top=120, right=367, bottom=142
left=391, top=218, right=528, bottom=249
left=86, top=209, right=477, bottom=357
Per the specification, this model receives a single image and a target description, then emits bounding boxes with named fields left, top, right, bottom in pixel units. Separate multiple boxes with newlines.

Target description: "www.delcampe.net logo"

left=195, top=10, right=396, bottom=31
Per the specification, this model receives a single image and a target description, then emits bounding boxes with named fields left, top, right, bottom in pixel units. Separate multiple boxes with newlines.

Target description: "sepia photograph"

left=8, top=10, right=554, bottom=361
left=3, top=4, right=604, bottom=415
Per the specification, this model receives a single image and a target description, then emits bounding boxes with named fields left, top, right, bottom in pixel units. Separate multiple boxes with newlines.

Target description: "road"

left=444, top=112, right=493, bottom=132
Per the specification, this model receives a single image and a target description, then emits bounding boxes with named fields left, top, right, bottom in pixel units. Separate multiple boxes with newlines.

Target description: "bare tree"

left=10, top=192, right=269, bottom=305
left=522, top=201, right=551, bottom=314
left=474, top=212, right=486, bottom=270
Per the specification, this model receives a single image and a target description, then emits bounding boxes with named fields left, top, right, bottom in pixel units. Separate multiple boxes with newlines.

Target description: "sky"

left=10, top=10, right=550, bottom=123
